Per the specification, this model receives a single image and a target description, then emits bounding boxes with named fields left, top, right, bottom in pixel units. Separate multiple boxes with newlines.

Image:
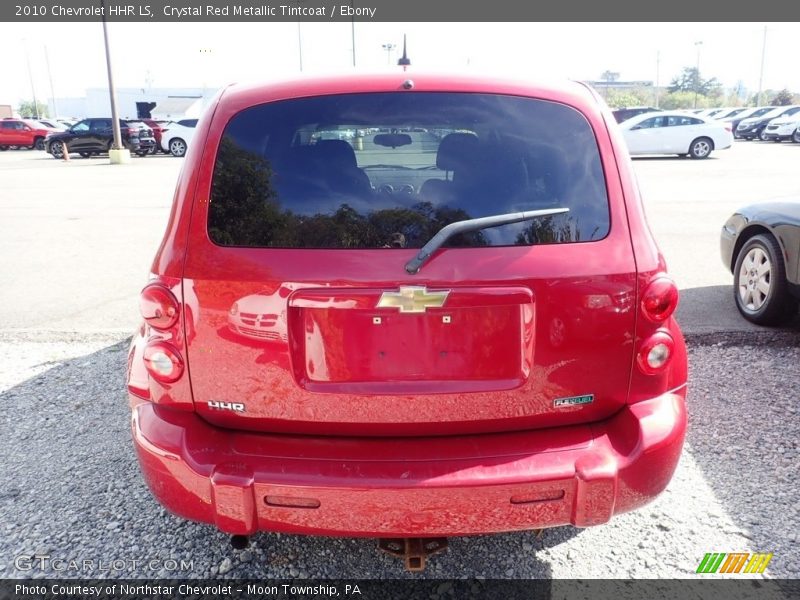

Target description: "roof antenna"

left=397, top=34, right=411, bottom=68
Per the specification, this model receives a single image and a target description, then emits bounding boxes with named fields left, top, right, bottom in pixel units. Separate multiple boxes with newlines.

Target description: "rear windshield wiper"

left=405, top=208, right=569, bottom=274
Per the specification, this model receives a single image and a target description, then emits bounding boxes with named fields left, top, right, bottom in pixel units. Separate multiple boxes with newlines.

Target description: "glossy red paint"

left=128, top=71, right=688, bottom=537
left=132, top=388, right=686, bottom=536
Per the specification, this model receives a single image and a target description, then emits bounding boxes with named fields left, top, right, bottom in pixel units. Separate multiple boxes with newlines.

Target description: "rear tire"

left=33, top=137, right=45, bottom=151
left=793, top=129, right=800, bottom=143
left=688, top=137, right=713, bottom=159
left=169, top=138, right=187, bottom=157
left=0, top=145, right=7, bottom=151
left=758, top=128, right=769, bottom=141
left=733, top=234, right=796, bottom=325
left=79, top=152, right=91, bottom=158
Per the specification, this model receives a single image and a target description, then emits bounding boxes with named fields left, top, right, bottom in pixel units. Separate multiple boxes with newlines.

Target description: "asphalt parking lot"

left=0, top=142, right=798, bottom=580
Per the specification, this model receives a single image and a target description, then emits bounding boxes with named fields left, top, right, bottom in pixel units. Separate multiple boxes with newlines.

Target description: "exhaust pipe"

left=230, top=534, right=250, bottom=550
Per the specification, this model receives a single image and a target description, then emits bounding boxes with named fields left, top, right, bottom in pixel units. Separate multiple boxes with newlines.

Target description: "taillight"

left=641, top=276, right=678, bottom=323
left=140, top=284, right=180, bottom=330
left=143, top=342, right=184, bottom=383
left=637, top=331, right=675, bottom=375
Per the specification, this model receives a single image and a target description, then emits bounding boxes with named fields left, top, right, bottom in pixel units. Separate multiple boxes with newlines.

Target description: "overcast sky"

left=1, top=22, right=797, bottom=109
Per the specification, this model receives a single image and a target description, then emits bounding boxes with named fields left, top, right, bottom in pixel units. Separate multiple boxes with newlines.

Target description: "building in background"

left=47, top=87, right=218, bottom=120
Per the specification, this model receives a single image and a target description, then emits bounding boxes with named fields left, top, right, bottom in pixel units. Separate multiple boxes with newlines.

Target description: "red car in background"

left=127, top=70, right=688, bottom=569
left=141, top=118, right=167, bottom=154
left=0, top=118, right=55, bottom=150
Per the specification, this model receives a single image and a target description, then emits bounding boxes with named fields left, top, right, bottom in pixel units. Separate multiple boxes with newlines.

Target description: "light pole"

left=100, top=0, right=129, bottom=163
left=44, top=45, right=58, bottom=118
left=757, top=26, right=767, bottom=106
left=382, top=43, right=396, bottom=65
left=295, top=0, right=304, bottom=71
left=693, top=40, right=703, bottom=109
left=199, top=48, right=212, bottom=104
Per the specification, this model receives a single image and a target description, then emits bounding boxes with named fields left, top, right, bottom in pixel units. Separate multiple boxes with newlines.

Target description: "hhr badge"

left=207, top=401, right=246, bottom=413
left=376, top=286, right=450, bottom=313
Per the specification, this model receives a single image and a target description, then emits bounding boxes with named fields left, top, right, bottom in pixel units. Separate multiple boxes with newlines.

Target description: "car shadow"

left=677, top=285, right=800, bottom=336
left=0, top=340, right=577, bottom=580
left=631, top=155, right=720, bottom=161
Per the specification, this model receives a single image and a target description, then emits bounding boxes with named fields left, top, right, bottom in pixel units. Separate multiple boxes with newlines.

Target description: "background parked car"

left=760, top=112, right=800, bottom=142
left=620, top=112, right=733, bottom=159
left=611, top=106, right=662, bottom=123
left=721, top=200, right=800, bottom=325
left=712, top=108, right=750, bottom=120
left=722, top=106, right=774, bottom=135
left=141, top=118, right=168, bottom=154
left=44, top=118, right=156, bottom=158
left=160, top=119, right=197, bottom=157
left=0, top=119, right=55, bottom=150
left=736, top=105, right=800, bottom=140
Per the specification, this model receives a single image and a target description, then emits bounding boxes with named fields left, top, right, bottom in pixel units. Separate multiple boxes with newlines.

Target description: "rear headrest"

left=314, top=139, right=358, bottom=169
left=436, top=132, right=480, bottom=171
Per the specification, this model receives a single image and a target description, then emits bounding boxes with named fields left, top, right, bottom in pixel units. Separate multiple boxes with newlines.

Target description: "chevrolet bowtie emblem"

left=376, top=286, right=450, bottom=313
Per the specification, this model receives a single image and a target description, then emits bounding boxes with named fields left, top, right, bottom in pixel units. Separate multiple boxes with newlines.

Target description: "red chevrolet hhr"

left=127, top=71, right=687, bottom=564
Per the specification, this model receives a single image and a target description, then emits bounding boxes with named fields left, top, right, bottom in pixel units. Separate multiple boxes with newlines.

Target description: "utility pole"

left=101, top=0, right=129, bottom=163
left=654, top=50, right=660, bottom=109
left=23, top=39, right=40, bottom=119
left=350, top=0, right=356, bottom=66
left=693, top=41, right=703, bottom=109
left=757, top=26, right=767, bottom=106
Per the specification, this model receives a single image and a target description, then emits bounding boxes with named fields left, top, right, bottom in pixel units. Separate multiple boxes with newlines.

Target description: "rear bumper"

left=132, top=388, right=687, bottom=537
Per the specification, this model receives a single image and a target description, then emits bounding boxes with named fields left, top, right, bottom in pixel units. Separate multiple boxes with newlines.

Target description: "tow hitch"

left=378, top=538, right=448, bottom=571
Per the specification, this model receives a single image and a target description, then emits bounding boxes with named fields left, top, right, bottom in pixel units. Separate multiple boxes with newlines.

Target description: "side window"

left=636, top=117, right=663, bottom=129
left=1, top=122, right=14, bottom=129
left=667, top=116, right=699, bottom=127
left=72, top=121, right=91, bottom=132
left=90, top=119, right=110, bottom=130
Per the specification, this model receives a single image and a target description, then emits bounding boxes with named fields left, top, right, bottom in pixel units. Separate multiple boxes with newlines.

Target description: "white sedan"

left=619, top=112, right=733, bottom=159
left=159, top=119, right=197, bottom=157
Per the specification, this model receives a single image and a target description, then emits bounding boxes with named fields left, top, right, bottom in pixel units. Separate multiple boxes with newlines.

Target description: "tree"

left=605, top=88, right=652, bottom=109
left=659, top=91, right=719, bottom=110
left=668, top=67, right=722, bottom=97
left=600, top=70, right=620, bottom=84
left=17, top=100, right=48, bottom=118
left=771, top=89, right=794, bottom=106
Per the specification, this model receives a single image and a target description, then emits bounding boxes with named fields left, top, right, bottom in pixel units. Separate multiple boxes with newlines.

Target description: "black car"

left=726, top=106, right=775, bottom=137
left=44, top=118, right=156, bottom=159
left=721, top=200, right=800, bottom=325
left=611, top=106, right=662, bottom=123
left=735, top=106, right=800, bottom=141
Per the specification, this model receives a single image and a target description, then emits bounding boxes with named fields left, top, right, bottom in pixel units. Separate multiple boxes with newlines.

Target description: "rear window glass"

left=208, top=92, right=609, bottom=249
